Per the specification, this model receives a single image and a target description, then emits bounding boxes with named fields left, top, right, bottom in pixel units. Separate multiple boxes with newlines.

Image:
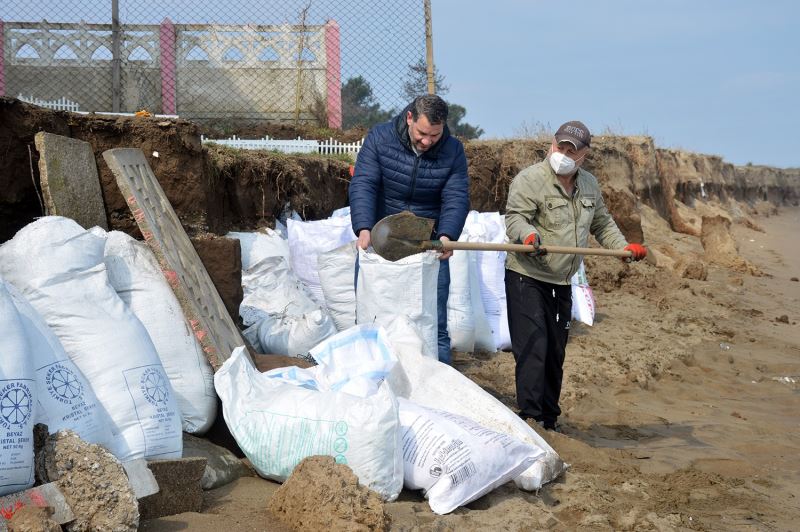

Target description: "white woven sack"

left=5, top=280, right=112, bottom=446
left=102, top=231, right=217, bottom=434
left=239, top=255, right=319, bottom=327
left=21, top=265, right=183, bottom=462
left=461, top=211, right=511, bottom=351
left=317, top=241, right=358, bottom=331
left=287, top=217, right=357, bottom=306
left=384, top=316, right=566, bottom=491
left=214, top=347, right=403, bottom=501
left=447, top=249, right=494, bottom=353
left=446, top=250, right=475, bottom=352
left=0, top=282, right=36, bottom=495
left=399, top=398, right=541, bottom=514
left=570, top=262, right=596, bottom=326
left=226, top=229, right=290, bottom=269
left=256, top=309, right=337, bottom=357
left=356, top=249, right=439, bottom=359
left=0, top=216, right=104, bottom=285
left=467, top=250, right=496, bottom=352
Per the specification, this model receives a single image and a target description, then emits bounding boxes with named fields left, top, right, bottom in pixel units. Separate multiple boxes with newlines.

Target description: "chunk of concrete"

left=35, top=430, right=138, bottom=532
left=34, top=132, right=108, bottom=230
left=182, top=434, right=249, bottom=490
left=139, top=457, right=207, bottom=519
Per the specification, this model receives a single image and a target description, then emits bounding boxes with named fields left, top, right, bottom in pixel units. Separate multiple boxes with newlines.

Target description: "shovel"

left=371, top=211, right=634, bottom=261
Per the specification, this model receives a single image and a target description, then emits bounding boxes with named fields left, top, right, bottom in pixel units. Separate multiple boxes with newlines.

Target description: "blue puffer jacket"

left=349, top=105, right=470, bottom=240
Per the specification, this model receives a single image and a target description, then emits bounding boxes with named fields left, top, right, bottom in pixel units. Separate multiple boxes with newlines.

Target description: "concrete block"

left=34, top=132, right=107, bottom=230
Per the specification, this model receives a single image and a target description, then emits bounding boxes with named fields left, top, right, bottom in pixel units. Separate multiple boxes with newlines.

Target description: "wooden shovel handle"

left=432, top=240, right=633, bottom=258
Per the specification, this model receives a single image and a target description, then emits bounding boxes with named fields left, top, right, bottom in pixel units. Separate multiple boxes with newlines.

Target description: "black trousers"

left=504, top=269, right=572, bottom=425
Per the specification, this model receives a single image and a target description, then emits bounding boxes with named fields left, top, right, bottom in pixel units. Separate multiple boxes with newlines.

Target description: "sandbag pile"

left=215, top=321, right=564, bottom=514
left=0, top=217, right=204, bottom=464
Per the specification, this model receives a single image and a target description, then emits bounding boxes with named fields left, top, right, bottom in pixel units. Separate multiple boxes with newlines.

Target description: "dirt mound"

left=267, top=456, right=389, bottom=532
left=35, top=430, right=138, bottom=532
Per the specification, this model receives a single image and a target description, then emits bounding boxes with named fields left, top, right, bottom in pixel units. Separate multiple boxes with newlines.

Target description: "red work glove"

left=524, top=232, right=546, bottom=256
left=623, top=243, right=647, bottom=262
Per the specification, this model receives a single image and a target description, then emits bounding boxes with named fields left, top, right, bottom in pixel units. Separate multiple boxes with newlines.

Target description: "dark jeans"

left=504, top=269, right=572, bottom=425
left=437, top=258, right=451, bottom=364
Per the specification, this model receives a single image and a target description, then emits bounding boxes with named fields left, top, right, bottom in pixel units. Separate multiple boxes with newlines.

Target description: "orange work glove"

left=623, top=243, right=647, bottom=261
left=524, top=232, right=546, bottom=256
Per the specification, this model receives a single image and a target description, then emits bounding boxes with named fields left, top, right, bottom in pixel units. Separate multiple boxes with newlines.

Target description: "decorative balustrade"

left=1, top=19, right=341, bottom=127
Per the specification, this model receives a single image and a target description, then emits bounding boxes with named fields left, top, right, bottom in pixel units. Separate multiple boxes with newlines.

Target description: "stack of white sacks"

left=0, top=217, right=218, bottom=496
left=0, top=210, right=591, bottom=508
left=228, top=208, right=595, bottom=359
left=219, top=207, right=597, bottom=513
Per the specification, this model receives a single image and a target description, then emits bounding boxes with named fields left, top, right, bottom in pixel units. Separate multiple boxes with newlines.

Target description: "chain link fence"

left=1, top=0, right=427, bottom=129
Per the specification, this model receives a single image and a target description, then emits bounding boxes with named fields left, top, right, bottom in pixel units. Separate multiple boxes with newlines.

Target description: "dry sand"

left=142, top=207, right=800, bottom=531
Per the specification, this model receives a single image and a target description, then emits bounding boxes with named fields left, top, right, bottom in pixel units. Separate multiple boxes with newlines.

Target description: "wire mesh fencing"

left=1, top=0, right=428, bottom=129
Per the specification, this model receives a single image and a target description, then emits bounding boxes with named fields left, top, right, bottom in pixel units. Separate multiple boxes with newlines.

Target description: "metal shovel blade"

left=371, top=211, right=436, bottom=261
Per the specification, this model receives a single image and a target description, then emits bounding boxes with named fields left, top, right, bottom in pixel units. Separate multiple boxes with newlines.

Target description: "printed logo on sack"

left=333, top=421, right=349, bottom=464
left=0, top=382, right=33, bottom=429
left=45, top=364, right=83, bottom=404
left=429, top=465, right=443, bottom=478
left=139, top=368, right=170, bottom=406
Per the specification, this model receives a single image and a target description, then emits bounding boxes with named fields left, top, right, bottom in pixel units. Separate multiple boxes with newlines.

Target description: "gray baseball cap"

left=555, top=121, right=591, bottom=150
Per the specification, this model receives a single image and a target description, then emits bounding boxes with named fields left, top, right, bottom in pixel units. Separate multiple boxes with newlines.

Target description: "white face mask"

left=549, top=152, right=577, bottom=175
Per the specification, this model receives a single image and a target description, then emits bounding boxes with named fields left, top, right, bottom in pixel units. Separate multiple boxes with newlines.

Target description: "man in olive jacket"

left=505, top=120, right=646, bottom=431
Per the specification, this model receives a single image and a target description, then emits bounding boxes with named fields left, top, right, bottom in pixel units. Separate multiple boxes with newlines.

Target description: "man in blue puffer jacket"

left=349, top=94, right=470, bottom=364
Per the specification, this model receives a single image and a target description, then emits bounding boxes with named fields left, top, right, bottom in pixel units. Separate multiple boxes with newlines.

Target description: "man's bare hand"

left=438, top=235, right=453, bottom=260
left=357, top=229, right=371, bottom=250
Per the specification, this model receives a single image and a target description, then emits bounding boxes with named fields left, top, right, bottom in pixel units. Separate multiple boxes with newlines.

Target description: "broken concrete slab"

left=103, top=148, right=246, bottom=369
left=182, top=434, right=249, bottom=490
left=33, top=132, right=108, bottom=230
left=35, top=430, right=138, bottom=532
left=139, top=457, right=207, bottom=519
left=0, top=483, right=73, bottom=531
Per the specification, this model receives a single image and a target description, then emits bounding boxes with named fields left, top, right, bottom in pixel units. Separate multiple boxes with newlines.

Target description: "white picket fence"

left=201, top=135, right=363, bottom=157
left=18, top=94, right=80, bottom=112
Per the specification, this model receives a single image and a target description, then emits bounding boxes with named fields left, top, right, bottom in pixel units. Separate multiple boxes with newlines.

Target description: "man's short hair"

left=410, top=94, right=449, bottom=124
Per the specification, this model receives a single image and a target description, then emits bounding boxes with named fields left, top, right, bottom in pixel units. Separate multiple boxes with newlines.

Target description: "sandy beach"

left=139, top=206, right=799, bottom=531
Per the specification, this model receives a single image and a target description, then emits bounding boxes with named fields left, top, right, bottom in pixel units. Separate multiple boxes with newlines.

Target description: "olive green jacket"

left=505, top=160, right=628, bottom=285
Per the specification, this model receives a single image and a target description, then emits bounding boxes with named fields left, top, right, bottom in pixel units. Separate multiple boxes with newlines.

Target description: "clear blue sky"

left=432, top=0, right=799, bottom=168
